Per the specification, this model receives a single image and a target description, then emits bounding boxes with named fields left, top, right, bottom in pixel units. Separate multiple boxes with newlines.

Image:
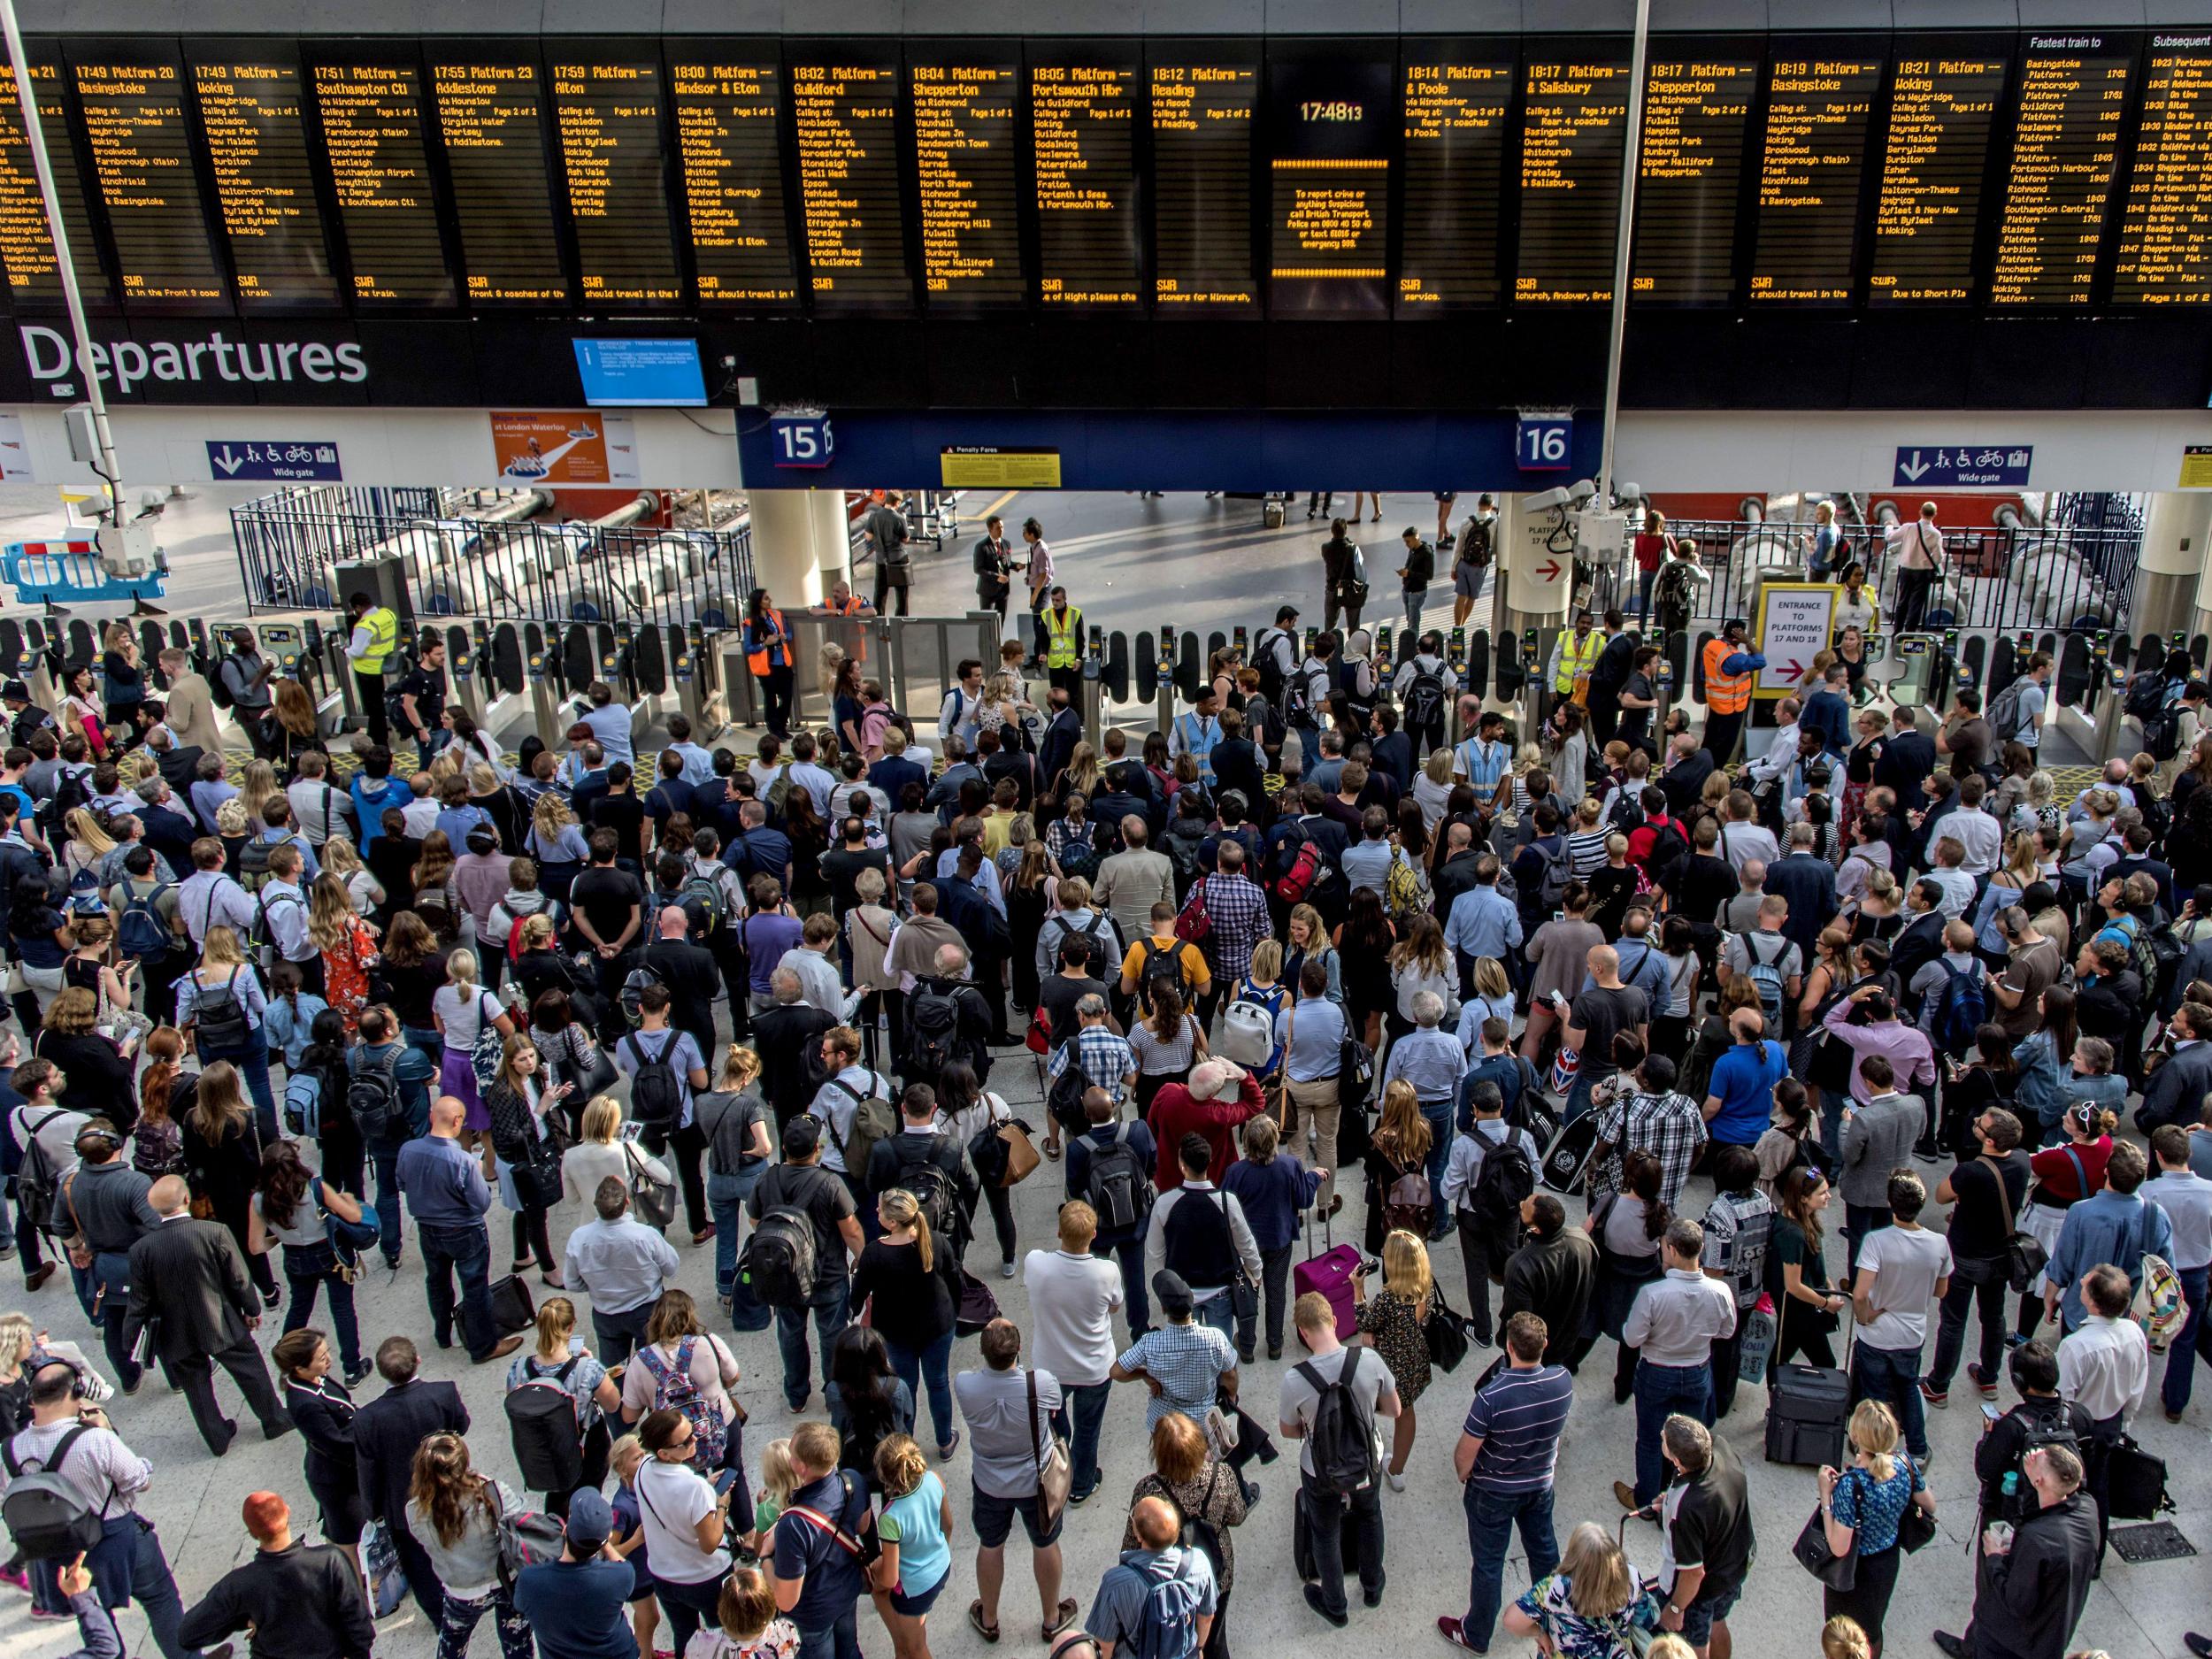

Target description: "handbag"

left=626, top=1139, right=680, bottom=1231
left=1425, top=1287, right=1471, bottom=1372
left=1897, top=1500, right=1939, bottom=1554
left=1793, top=1498, right=1857, bottom=1591
left=487, top=1272, right=535, bottom=1336
left=1028, top=1368, right=1073, bottom=1528
left=2104, top=1434, right=2174, bottom=1519
left=1980, top=1154, right=2048, bottom=1296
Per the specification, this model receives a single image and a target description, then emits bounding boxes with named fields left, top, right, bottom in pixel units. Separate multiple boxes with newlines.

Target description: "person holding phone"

left=484, top=1033, right=572, bottom=1289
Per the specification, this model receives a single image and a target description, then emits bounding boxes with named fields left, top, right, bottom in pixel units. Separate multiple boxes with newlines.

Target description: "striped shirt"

left=1564, top=828, right=1611, bottom=879
left=1463, top=1363, right=1575, bottom=1493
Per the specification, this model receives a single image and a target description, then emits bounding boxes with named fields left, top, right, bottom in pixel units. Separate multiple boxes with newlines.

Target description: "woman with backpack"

left=130, top=1026, right=190, bottom=1179
left=1046, top=793, right=1100, bottom=882
left=484, top=1032, right=572, bottom=1287
left=619, top=1289, right=744, bottom=1484
left=1362, top=1082, right=1434, bottom=1256
left=825, top=1325, right=916, bottom=1494
left=247, top=1137, right=371, bottom=1382
left=939, top=1061, right=1021, bottom=1276
left=852, top=1188, right=959, bottom=1463
left=406, top=1432, right=533, bottom=1659
left=1119, top=1411, right=1248, bottom=1659
left=504, top=1296, right=624, bottom=1517
left=181, top=1058, right=280, bottom=1304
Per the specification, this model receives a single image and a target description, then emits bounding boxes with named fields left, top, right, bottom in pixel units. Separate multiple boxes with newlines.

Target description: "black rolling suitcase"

left=1765, top=1309, right=1853, bottom=1467
left=1292, top=1485, right=1363, bottom=1584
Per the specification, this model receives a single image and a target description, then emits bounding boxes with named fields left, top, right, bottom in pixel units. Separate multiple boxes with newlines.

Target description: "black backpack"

left=1645, top=819, right=1691, bottom=897
left=1254, top=630, right=1289, bottom=704
left=1468, top=1129, right=1536, bottom=1233
left=13, top=1112, right=70, bottom=1242
left=1084, top=1122, right=1155, bottom=1234
left=903, top=982, right=967, bottom=1079
left=1048, top=1042, right=1092, bottom=1134
left=620, top=964, right=665, bottom=1027
left=189, top=967, right=251, bottom=1050
left=349, top=1046, right=405, bottom=1146
left=1403, top=664, right=1447, bottom=732
left=1297, top=1346, right=1380, bottom=1496
left=890, top=1143, right=962, bottom=1240
left=1138, top=938, right=1185, bottom=1016
left=35, top=768, right=88, bottom=844
left=1053, top=912, right=1112, bottom=979
left=1999, top=1401, right=2085, bottom=1522
left=1, top=1425, right=107, bottom=1559
left=740, top=1201, right=820, bottom=1309
left=623, top=1033, right=686, bottom=1132
left=504, top=1355, right=585, bottom=1494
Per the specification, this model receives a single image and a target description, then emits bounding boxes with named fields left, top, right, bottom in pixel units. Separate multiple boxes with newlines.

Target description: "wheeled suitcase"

left=1294, top=1207, right=1362, bottom=1341
left=1764, top=1360, right=1849, bottom=1466
left=1292, top=1483, right=1363, bottom=1583
left=1538, top=1111, right=1602, bottom=1194
left=1263, top=498, right=1286, bottom=530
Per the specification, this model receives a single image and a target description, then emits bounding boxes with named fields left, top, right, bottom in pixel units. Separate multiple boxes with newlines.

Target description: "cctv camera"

left=1568, top=480, right=1598, bottom=507
left=1615, top=482, right=1643, bottom=503
left=1527, top=487, right=1571, bottom=512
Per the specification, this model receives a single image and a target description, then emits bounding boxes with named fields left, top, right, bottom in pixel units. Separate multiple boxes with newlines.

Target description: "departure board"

left=1030, top=50, right=1141, bottom=310
left=1632, top=55, right=1756, bottom=304
left=910, top=54, right=1023, bottom=307
left=309, top=55, right=455, bottom=309
left=1516, top=51, right=1631, bottom=303
left=0, top=59, right=108, bottom=304
left=1750, top=50, right=1886, bottom=303
left=790, top=53, right=910, bottom=311
left=429, top=56, right=569, bottom=305
left=72, top=49, right=227, bottom=306
left=1991, top=35, right=2133, bottom=306
left=549, top=52, right=681, bottom=306
left=189, top=50, right=338, bottom=310
left=668, top=53, right=800, bottom=311
left=1870, top=50, right=2009, bottom=303
left=2114, top=36, right=2212, bottom=305
left=1398, top=48, right=1514, bottom=311
left=1151, top=50, right=1258, bottom=314
left=1267, top=54, right=1391, bottom=315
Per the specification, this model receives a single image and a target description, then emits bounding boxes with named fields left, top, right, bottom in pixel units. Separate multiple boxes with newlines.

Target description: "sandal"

left=968, top=1601, right=1001, bottom=1644
left=1044, top=1599, right=1079, bottom=1640
left=1044, top=1141, right=1062, bottom=1162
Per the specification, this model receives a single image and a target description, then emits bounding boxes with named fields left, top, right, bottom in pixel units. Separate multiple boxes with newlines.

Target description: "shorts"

left=972, top=1485, right=1063, bottom=1549
left=889, top=1568, right=951, bottom=1617
left=1678, top=1583, right=1741, bottom=1649
left=1434, top=492, right=1457, bottom=503
left=1455, top=561, right=1486, bottom=599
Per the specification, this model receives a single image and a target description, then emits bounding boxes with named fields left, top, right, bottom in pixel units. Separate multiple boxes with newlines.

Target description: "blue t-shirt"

left=772, top=1471, right=872, bottom=1631
left=512, top=1557, right=637, bottom=1659
left=878, top=1471, right=950, bottom=1598
left=1705, top=1040, right=1788, bottom=1147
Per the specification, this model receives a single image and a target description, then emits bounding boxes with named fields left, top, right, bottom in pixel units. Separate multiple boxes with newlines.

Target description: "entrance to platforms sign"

left=1754, top=580, right=1839, bottom=698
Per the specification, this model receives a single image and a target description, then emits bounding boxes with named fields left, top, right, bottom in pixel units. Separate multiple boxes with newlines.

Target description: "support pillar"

left=2136, top=492, right=2212, bottom=644
left=746, top=488, right=850, bottom=611
left=1494, top=494, right=1573, bottom=725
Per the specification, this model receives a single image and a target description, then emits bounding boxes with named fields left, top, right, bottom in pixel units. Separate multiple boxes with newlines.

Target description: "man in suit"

left=143, top=728, right=206, bottom=795
left=352, top=1335, right=469, bottom=1624
left=1873, top=704, right=1938, bottom=800
left=2141, top=1002, right=2212, bottom=1133
left=1658, top=732, right=1716, bottom=821
left=121, top=1176, right=291, bottom=1456
left=753, top=969, right=839, bottom=1133
left=1763, top=822, right=1840, bottom=967
left=155, top=648, right=226, bottom=759
left=1038, top=688, right=1083, bottom=795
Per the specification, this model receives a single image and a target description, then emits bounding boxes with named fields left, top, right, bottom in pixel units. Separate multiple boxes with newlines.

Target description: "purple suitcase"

left=1294, top=1210, right=1361, bottom=1341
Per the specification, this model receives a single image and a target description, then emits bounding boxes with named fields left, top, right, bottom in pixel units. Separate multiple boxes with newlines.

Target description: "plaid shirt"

left=1584, top=1088, right=1708, bottom=1210
left=1116, top=1318, right=1239, bottom=1429
left=1050, top=1025, right=1136, bottom=1107
left=1194, top=872, right=1269, bottom=982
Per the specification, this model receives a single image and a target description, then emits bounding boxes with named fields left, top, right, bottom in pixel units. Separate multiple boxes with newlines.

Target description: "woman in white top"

left=634, top=1406, right=737, bottom=1655
left=1410, top=748, right=1455, bottom=835
left=1387, top=916, right=1457, bottom=1035
left=564, top=1094, right=672, bottom=1207
left=404, top=1433, right=530, bottom=1659
left=321, top=836, right=385, bottom=918
left=431, top=949, right=515, bottom=1143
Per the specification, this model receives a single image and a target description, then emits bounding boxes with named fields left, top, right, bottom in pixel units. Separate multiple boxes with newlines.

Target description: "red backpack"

left=1271, top=841, right=1325, bottom=904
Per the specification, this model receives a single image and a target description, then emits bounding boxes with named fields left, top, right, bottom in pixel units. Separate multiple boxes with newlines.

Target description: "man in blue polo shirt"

left=770, top=1420, right=875, bottom=1659
left=1440, top=1310, right=1575, bottom=1654
left=1699, top=1008, right=1788, bottom=1148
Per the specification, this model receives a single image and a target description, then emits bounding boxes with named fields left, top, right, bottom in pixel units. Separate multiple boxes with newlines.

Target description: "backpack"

left=1174, top=879, right=1214, bottom=947
left=503, top=1355, right=586, bottom=1494
left=1985, top=676, right=2032, bottom=746
left=117, top=881, right=173, bottom=961
left=12, top=1111, right=70, bottom=1243
left=1929, top=958, right=1988, bottom=1055
left=1735, top=932, right=1786, bottom=1024
left=1253, top=629, right=1289, bottom=704
left=1383, top=852, right=1424, bottom=923
left=189, top=967, right=250, bottom=1050
left=1527, top=841, right=1571, bottom=912
left=1, top=1425, right=107, bottom=1560
left=678, top=873, right=724, bottom=938
left=1048, top=1043, right=1093, bottom=1133
left=35, top=768, right=88, bottom=844
left=620, top=964, right=665, bottom=1027
left=1056, top=822, right=1100, bottom=883
left=2139, top=1252, right=2187, bottom=1348
left=1270, top=839, right=1325, bottom=905
left=1124, top=1548, right=1209, bottom=1659
left=2147, top=920, right=2188, bottom=1004
left=636, top=1333, right=728, bottom=1468
left=1084, top=1122, right=1155, bottom=1234
left=1053, top=910, right=1113, bottom=979
left=496, top=1509, right=568, bottom=1589
left=283, top=1070, right=322, bottom=1139
left=889, top=1141, right=962, bottom=1240
left=1138, top=938, right=1186, bottom=1016
left=1217, top=999, right=1274, bottom=1069
left=1998, top=1400, right=2084, bottom=1522
left=825, top=1076, right=896, bottom=1174
left=1644, top=820, right=1690, bottom=897
left=1381, top=1158, right=1433, bottom=1235
left=740, top=1202, right=819, bottom=1309
left=1296, top=1346, right=1380, bottom=1496
left=622, top=1031, right=687, bottom=1132
left=1655, top=559, right=1694, bottom=615
left=1458, top=514, right=1494, bottom=567
left=1468, top=1129, right=1536, bottom=1234
left=237, top=832, right=288, bottom=894
left=1403, top=664, right=1447, bottom=732
left=1162, top=825, right=1206, bottom=899
left=2126, top=672, right=2171, bottom=721
left=903, top=982, right=968, bottom=1079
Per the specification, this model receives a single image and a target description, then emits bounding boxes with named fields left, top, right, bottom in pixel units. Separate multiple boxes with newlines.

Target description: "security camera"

left=1615, top=482, right=1643, bottom=504
left=1527, top=487, right=1572, bottom=511
left=1568, top=480, right=1598, bottom=507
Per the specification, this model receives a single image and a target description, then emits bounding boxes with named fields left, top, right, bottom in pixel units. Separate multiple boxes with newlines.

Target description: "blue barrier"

left=0, top=538, right=167, bottom=610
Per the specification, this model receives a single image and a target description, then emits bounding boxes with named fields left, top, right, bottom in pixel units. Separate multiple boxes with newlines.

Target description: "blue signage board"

left=206, top=440, right=342, bottom=482
left=770, top=411, right=835, bottom=469
left=1517, top=415, right=1573, bottom=472
left=572, top=339, right=708, bottom=407
left=1892, top=445, right=2032, bottom=488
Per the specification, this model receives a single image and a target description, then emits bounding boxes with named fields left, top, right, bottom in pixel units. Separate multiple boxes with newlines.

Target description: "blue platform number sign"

left=1517, top=416, right=1572, bottom=472
left=771, top=412, right=833, bottom=470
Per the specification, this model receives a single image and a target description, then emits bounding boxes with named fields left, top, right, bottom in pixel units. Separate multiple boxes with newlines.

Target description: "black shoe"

left=1303, top=1586, right=1348, bottom=1629
left=1932, top=1633, right=1971, bottom=1659
left=2182, top=1633, right=2212, bottom=1659
left=1268, top=1346, right=1284, bottom=1361
left=264, top=1418, right=296, bottom=1441
left=1363, top=1571, right=1386, bottom=1609
left=1239, top=1348, right=1256, bottom=1366
left=208, top=1421, right=238, bottom=1457
left=343, top=1360, right=373, bottom=1386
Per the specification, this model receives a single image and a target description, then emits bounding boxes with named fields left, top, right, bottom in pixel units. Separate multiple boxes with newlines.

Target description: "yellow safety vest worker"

left=1046, top=604, right=1083, bottom=670
left=1702, top=636, right=1755, bottom=715
left=355, top=607, right=397, bottom=675
left=1552, top=628, right=1601, bottom=695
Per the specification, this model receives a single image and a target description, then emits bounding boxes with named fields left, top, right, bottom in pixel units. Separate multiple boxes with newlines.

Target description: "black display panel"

left=1869, top=43, right=2010, bottom=303
left=549, top=46, right=681, bottom=307
left=2114, top=34, right=2212, bottom=304
left=426, top=51, right=569, bottom=305
left=909, top=48, right=1023, bottom=309
left=1632, top=50, right=1757, bottom=304
left=1150, top=44, right=1257, bottom=314
left=1750, top=46, right=1886, bottom=303
left=188, top=45, right=339, bottom=310
left=667, top=49, right=800, bottom=311
left=70, top=43, right=227, bottom=308
left=307, top=50, right=456, bottom=310
left=0, top=56, right=109, bottom=305
left=1516, top=45, right=1631, bottom=303
left=1029, top=43, right=1141, bottom=311
left=1991, top=33, right=2134, bottom=307
left=1398, top=44, right=1514, bottom=311
left=789, top=46, right=910, bottom=312
left=1266, top=48, right=1392, bottom=315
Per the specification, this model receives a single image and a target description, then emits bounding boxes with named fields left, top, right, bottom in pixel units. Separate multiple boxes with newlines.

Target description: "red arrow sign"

left=1778, top=657, right=1807, bottom=678
left=1535, top=558, right=1563, bottom=582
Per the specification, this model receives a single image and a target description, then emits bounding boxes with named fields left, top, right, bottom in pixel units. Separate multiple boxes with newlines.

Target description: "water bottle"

left=2001, top=1470, right=2020, bottom=1501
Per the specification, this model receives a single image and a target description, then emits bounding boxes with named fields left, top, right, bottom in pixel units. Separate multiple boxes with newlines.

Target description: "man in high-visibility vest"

left=1699, top=617, right=1767, bottom=769
left=1043, top=584, right=1084, bottom=699
left=1547, top=610, right=1603, bottom=721
left=344, top=589, right=399, bottom=746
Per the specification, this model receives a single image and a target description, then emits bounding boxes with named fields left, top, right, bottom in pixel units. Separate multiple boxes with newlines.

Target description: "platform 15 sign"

left=771, top=412, right=834, bottom=469
left=1517, top=416, right=1572, bottom=471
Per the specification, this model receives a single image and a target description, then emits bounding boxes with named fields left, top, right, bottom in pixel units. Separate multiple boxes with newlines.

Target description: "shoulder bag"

left=1793, top=1473, right=1859, bottom=1591
left=1980, top=1154, right=2048, bottom=1295
left=1028, top=1367, right=1074, bottom=1527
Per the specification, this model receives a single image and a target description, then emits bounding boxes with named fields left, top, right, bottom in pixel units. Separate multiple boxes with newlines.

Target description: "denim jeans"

left=592, top=1302, right=657, bottom=1369
left=1094, top=1232, right=1149, bottom=1335
left=795, top=1604, right=862, bottom=1659
left=198, top=1033, right=277, bottom=1142
left=1052, top=1380, right=1113, bottom=1499
left=1237, top=1244, right=1294, bottom=1359
left=1926, top=1254, right=2008, bottom=1394
left=2164, top=1263, right=2212, bottom=1415
left=1463, top=1482, right=1560, bottom=1649
left=887, top=1327, right=957, bottom=1450
left=437, top=1584, right=532, bottom=1659
left=707, top=1164, right=765, bottom=1302
left=1563, top=1071, right=1599, bottom=1124
left=1419, top=1102, right=1455, bottom=1236
left=656, top=1572, right=729, bottom=1657
left=1194, top=1288, right=1235, bottom=1340
left=1632, top=1360, right=1713, bottom=1505
left=418, top=1219, right=496, bottom=1360
left=371, top=1146, right=403, bottom=1263
left=87, top=1515, right=202, bottom=1659
left=775, top=1271, right=852, bottom=1408
left=1850, top=1341, right=1928, bottom=1461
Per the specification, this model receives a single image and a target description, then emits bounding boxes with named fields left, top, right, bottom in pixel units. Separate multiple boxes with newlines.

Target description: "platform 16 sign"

left=1517, top=416, right=1572, bottom=472
left=771, top=412, right=834, bottom=469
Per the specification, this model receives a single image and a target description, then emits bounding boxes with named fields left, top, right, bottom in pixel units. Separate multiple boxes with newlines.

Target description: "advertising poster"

left=488, top=411, right=639, bottom=485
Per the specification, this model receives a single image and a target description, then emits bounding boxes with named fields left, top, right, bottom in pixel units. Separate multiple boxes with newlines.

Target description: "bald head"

left=1588, top=944, right=1620, bottom=985
left=935, top=941, right=970, bottom=977
left=1130, top=1494, right=1180, bottom=1550
left=150, top=1175, right=189, bottom=1216
left=430, top=1095, right=467, bottom=1136
left=657, top=905, right=690, bottom=938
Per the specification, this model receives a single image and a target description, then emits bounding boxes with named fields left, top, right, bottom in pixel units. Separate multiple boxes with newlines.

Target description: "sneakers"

left=1918, top=1379, right=1948, bottom=1408
left=1436, top=1617, right=1486, bottom=1654
left=1302, top=1586, right=1348, bottom=1629
left=1385, top=1468, right=1405, bottom=1493
left=1000, top=1260, right=1016, bottom=1279
left=1966, top=1363, right=1999, bottom=1401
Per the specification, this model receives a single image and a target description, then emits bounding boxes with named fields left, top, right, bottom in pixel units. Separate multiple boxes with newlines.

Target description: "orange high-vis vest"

left=1702, top=636, right=1754, bottom=715
left=746, top=607, right=790, bottom=675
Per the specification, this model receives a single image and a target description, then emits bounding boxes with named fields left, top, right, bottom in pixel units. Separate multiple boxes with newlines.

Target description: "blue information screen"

left=572, top=338, right=709, bottom=405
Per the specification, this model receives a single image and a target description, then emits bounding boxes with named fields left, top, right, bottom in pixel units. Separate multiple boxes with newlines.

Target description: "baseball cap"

left=565, top=1489, right=614, bottom=1552
left=0, top=680, right=27, bottom=702
left=1152, top=1269, right=1194, bottom=1317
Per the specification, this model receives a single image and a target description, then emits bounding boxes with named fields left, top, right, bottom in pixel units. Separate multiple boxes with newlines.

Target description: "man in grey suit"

left=1837, top=1056, right=1925, bottom=1271
left=121, top=1176, right=291, bottom=1456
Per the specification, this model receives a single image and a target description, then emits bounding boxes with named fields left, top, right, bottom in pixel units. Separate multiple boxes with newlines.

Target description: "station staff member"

left=344, top=590, right=400, bottom=747
left=1043, top=586, right=1085, bottom=700
left=1548, top=611, right=1603, bottom=718
left=973, top=515, right=1017, bottom=625
left=1699, top=618, right=1766, bottom=770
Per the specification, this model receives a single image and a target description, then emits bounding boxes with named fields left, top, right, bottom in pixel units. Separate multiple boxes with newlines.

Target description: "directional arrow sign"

left=1534, top=557, right=1563, bottom=583
left=1893, top=445, right=2032, bottom=488
left=1778, top=657, right=1808, bottom=679
left=204, top=440, right=342, bottom=484
left=1898, top=451, right=1930, bottom=481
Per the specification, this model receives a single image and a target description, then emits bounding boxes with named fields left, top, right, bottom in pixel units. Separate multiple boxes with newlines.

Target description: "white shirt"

left=10, top=1103, right=89, bottom=1171
left=1143, top=1181, right=1263, bottom=1294
left=1622, top=1268, right=1738, bottom=1366
left=2058, top=1315, right=2150, bottom=1425
left=1024, top=1248, right=1125, bottom=1387
left=401, top=795, right=442, bottom=840
left=634, top=1457, right=729, bottom=1584
left=1855, top=1224, right=1953, bottom=1351
left=1715, top=820, right=1779, bottom=874
left=1886, top=518, right=1942, bottom=571
left=1942, top=809, right=2003, bottom=878
left=1926, top=866, right=1978, bottom=921
left=777, top=945, right=854, bottom=1021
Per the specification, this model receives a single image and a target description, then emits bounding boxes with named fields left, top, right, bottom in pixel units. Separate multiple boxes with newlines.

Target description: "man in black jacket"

left=1038, top=689, right=1083, bottom=796
left=121, top=1177, right=291, bottom=1455
left=754, top=970, right=839, bottom=1132
left=864, top=1082, right=981, bottom=1256
left=1212, top=713, right=1267, bottom=816
left=1428, top=821, right=1482, bottom=926
left=1934, top=1440, right=2100, bottom=1659
left=642, top=902, right=720, bottom=1061
left=1658, top=732, right=1716, bottom=821
left=902, top=943, right=998, bottom=1087
left=352, top=1336, right=469, bottom=1622
left=1499, top=1194, right=1597, bottom=1370
left=179, top=1491, right=373, bottom=1659
left=1875, top=705, right=1939, bottom=799
left=1888, top=878, right=1952, bottom=993
left=1584, top=610, right=1636, bottom=747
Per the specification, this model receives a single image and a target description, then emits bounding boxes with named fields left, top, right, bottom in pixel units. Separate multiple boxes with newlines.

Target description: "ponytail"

left=879, top=1187, right=933, bottom=1273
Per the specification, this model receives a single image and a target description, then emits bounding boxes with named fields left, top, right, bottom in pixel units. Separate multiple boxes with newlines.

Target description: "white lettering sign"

left=19, top=324, right=368, bottom=397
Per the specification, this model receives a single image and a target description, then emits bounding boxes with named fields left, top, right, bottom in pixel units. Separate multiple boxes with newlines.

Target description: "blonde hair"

left=534, top=1294, right=578, bottom=1358
left=878, top=1187, right=934, bottom=1273
left=1424, top=748, right=1453, bottom=785
left=1473, top=957, right=1510, bottom=1002
left=757, top=1437, right=800, bottom=1505
left=873, top=1433, right=928, bottom=1500
left=582, top=1095, right=623, bottom=1144
left=1287, top=902, right=1327, bottom=950
left=1382, top=1229, right=1432, bottom=1304
left=240, top=761, right=279, bottom=819
left=609, top=1432, right=646, bottom=1482
left=308, top=873, right=358, bottom=953
left=1242, top=1113, right=1279, bottom=1162
left=533, top=792, right=578, bottom=843
left=0, top=1311, right=34, bottom=1384
left=215, top=797, right=250, bottom=837
left=1820, top=1618, right=1871, bottom=1659
left=519, top=913, right=555, bottom=952
left=1248, top=937, right=1282, bottom=985
left=201, top=926, right=246, bottom=969
left=322, top=835, right=365, bottom=878
left=446, top=948, right=479, bottom=988
left=65, top=809, right=113, bottom=857
left=1848, top=1398, right=1901, bottom=1484
left=1559, top=1520, right=1634, bottom=1620
left=718, top=1044, right=762, bottom=1089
